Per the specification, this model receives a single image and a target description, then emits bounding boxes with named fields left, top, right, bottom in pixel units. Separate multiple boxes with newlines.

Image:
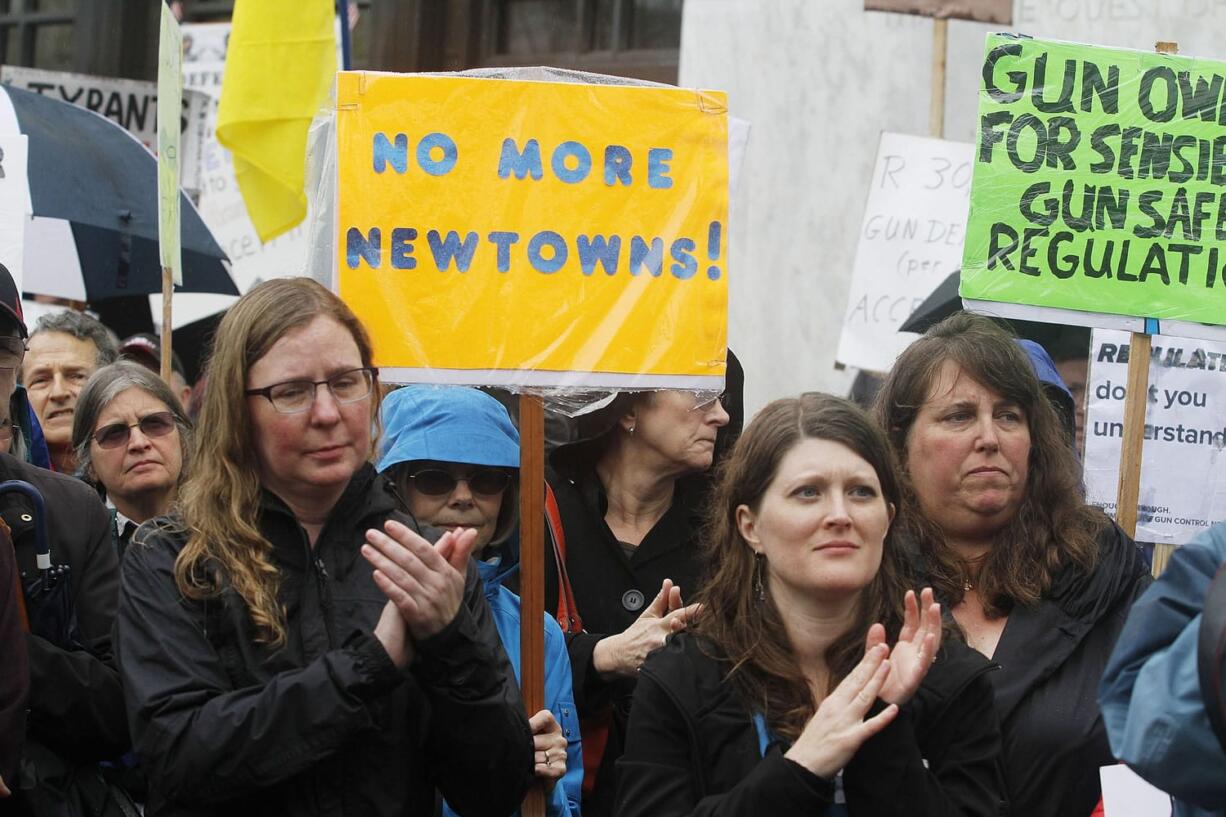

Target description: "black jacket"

left=972, top=523, right=1150, bottom=817
left=542, top=358, right=744, bottom=817
left=0, top=452, right=127, bottom=761
left=0, top=517, right=28, bottom=783
left=116, top=464, right=534, bottom=817
left=543, top=467, right=709, bottom=817
left=616, top=633, right=1005, bottom=817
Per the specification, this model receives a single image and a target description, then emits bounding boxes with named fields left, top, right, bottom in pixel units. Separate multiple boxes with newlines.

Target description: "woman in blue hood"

left=379, top=385, right=582, bottom=817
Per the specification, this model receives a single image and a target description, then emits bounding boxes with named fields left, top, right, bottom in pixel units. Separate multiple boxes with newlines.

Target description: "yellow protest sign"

left=335, top=73, right=729, bottom=389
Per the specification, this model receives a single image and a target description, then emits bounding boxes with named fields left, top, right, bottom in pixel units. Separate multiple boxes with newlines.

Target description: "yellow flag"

left=216, top=0, right=336, bottom=243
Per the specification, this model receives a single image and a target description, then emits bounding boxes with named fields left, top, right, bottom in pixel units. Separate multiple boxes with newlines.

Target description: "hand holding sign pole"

left=157, top=1, right=183, bottom=384
left=518, top=394, right=546, bottom=817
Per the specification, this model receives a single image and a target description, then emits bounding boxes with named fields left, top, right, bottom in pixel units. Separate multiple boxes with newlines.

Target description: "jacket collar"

left=989, top=522, right=1145, bottom=721
left=258, top=463, right=397, bottom=573
left=577, top=466, right=705, bottom=567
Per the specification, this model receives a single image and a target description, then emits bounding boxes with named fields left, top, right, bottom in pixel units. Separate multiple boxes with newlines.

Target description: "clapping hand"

left=868, top=588, right=942, bottom=706
left=785, top=643, right=898, bottom=779
left=363, top=521, right=478, bottom=641
left=592, top=579, right=701, bottom=679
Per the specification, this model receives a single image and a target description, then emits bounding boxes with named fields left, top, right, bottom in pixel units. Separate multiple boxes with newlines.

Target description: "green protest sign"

left=961, top=35, right=1226, bottom=327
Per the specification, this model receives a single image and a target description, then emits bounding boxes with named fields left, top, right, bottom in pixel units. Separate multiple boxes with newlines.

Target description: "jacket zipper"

left=300, top=525, right=337, bottom=652
left=313, top=554, right=336, bottom=648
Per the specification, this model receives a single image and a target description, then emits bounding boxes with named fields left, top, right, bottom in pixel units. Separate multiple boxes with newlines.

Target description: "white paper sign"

left=836, top=132, right=973, bottom=373
left=181, top=21, right=310, bottom=300
left=1100, top=765, right=1172, bottom=817
left=1085, top=329, right=1226, bottom=544
left=0, top=66, right=208, bottom=195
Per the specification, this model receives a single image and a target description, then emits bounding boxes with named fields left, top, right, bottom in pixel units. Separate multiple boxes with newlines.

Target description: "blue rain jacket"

left=1100, top=524, right=1226, bottom=817
left=379, top=386, right=583, bottom=817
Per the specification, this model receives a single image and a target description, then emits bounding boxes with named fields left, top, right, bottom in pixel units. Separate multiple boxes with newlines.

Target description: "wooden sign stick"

left=519, top=392, right=546, bottom=817
left=160, top=266, right=173, bottom=385
left=930, top=17, right=948, bottom=138
left=1116, top=41, right=1179, bottom=577
left=1114, top=332, right=1149, bottom=540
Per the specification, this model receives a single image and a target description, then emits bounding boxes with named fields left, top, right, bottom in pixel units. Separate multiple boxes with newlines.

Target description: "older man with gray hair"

left=21, top=310, right=118, bottom=473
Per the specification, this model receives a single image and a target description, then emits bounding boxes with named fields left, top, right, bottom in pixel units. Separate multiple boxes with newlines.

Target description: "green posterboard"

left=157, top=1, right=182, bottom=287
left=961, top=34, right=1226, bottom=328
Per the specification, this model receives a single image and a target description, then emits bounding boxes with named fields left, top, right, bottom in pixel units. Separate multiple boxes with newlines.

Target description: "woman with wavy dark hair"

left=113, top=278, right=534, bottom=817
left=873, top=312, right=1151, bottom=817
left=617, top=394, right=1004, bottom=817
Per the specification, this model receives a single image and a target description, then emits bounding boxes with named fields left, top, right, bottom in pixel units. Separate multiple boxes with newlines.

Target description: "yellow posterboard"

left=335, top=72, right=729, bottom=389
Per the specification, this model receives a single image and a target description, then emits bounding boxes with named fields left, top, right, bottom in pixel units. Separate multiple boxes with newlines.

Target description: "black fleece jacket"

left=977, top=522, right=1151, bottom=817
left=1, top=452, right=127, bottom=761
left=116, top=464, right=534, bottom=817
left=617, top=632, right=1006, bottom=817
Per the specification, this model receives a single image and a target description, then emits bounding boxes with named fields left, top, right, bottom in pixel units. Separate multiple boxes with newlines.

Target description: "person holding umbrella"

left=0, top=517, right=28, bottom=799
left=0, top=267, right=129, bottom=808
left=115, top=278, right=534, bottom=816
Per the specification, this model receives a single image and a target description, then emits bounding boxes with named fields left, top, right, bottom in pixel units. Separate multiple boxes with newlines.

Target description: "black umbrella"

left=172, top=307, right=226, bottom=385
left=896, top=270, right=1091, bottom=357
left=4, top=479, right=81, bottom=650
left=2, top=84, right=237, bottom=302
left=899, top=270, right=961, bottom=334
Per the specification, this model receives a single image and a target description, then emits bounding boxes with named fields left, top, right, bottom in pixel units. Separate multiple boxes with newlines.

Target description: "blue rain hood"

left=377, top=385, right=520, bottom=473
left=1016, top=339, right=1076, bottom=442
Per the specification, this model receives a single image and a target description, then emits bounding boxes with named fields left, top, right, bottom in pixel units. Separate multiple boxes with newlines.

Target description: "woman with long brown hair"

left=616, top=394, right=1004, bottom=817
left=873, top=312, right=1151, bottom=817
left=113, top=278, right=534, bottom=816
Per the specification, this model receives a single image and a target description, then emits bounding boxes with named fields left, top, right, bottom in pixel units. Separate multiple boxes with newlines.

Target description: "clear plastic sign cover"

left=962, top=34, right=1226, bottom=328
left=334, top=71, right=730, bottom=394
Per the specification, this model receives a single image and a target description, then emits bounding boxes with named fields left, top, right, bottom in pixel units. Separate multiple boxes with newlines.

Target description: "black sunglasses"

left=408, top=468, right=512, bottom=497
left=93, top=411, right=177, bottom=449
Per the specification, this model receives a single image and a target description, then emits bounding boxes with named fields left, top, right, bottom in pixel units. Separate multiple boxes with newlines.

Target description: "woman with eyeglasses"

left=378, top=385, right=581, bottom=817
left=113, top=278, right=534, bottom=817
left=544, top=358, right=743, bottom=817
left=71, top=361, right=191, bottom=558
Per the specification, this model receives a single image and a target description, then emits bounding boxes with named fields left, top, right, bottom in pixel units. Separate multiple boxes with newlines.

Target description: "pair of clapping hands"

left=361, top=521, right=568, bottom=790
left=785, top=589, right=944, bottom=780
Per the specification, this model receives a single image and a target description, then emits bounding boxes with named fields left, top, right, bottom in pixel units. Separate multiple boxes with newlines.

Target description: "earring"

left=628, top=424, right=636, bottom=435
left=753, top=552, right=766, bottom=602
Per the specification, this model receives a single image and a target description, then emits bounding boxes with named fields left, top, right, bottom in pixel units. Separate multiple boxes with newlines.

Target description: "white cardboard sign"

left=836, top=132, right=972, bottom=373
left=1085, top=329, right=1226, bottom=544
left=181, top=21, right=310, bottom=306
left=1099, top=765, right=1172, bottom=817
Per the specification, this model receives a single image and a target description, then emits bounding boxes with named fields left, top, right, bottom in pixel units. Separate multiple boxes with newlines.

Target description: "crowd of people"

left=0, top=263, right=1223, bottom=817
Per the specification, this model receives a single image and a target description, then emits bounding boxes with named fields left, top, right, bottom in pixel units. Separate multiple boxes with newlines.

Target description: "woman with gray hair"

left=71, top=360, right=191, bottom=557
